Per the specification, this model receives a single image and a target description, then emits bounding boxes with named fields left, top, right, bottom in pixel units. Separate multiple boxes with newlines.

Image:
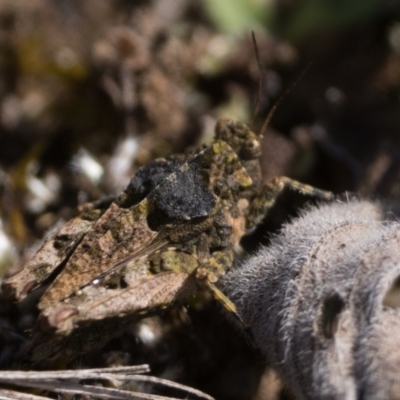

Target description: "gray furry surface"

left=221, top=200, right=400, bottom=400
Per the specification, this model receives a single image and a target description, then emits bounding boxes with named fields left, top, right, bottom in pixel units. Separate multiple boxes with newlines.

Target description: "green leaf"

left=204, top=0, right=272, bottom=35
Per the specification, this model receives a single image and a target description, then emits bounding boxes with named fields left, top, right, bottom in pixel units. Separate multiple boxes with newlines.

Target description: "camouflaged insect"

left=2, top=118, right=333, bottom=362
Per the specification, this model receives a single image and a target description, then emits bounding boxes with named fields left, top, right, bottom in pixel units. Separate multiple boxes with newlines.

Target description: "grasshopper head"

left=215, top=118, right=262, bottom=160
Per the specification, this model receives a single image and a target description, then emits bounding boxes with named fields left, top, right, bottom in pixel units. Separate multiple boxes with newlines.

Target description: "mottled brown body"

left=3, top=118, right=333, bottom=362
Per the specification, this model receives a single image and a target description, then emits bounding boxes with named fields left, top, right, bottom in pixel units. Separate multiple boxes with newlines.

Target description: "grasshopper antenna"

left=259, top=62, right=313, bottom=136
left=251, top=31, right=264, bottom=122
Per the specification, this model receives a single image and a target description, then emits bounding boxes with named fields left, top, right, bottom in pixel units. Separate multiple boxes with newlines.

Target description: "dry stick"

left=85, top=365, right=150, bottom=374
left=123, top=375, right=215, bottom=400
left=0, top=380, right=209, bottom=400
left=0, top=365, right=150, bottom=380
left=0, top=366, right=215, bottom=400
left=0, top=375, right=214, bottom=400
left=1, top=380, right=173, bottom=400
left=0, top=389, right=51, bottom=400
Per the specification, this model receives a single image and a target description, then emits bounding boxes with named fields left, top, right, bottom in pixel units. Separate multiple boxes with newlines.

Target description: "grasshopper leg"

left=196, top=251, right=246, bottom=326
left=248, top=176, right=334, bottom=228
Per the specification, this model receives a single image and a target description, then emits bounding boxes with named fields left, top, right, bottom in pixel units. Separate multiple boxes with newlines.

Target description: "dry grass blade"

left=0, top=365, right=150, bottom=380
left=0, top=366, right=215, bottom=400
left=0, top=388, right=51, bottom=400
left=122, top=376, right=215, bottom=400
left=3, top=380, right=181, bottom=400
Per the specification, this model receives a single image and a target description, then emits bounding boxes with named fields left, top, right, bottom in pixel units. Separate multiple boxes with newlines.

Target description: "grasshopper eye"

left=240, top=136, right=262, bottom=159
left=215, top=118, right=262, bottom=160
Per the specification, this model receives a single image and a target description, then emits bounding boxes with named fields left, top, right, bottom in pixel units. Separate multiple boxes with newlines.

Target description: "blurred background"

left=0, top=0, right=400, bottom=399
